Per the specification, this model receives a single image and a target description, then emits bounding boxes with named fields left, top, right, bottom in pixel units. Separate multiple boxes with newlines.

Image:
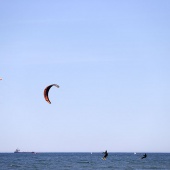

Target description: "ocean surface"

left=0, top=152, right=170, bottom=170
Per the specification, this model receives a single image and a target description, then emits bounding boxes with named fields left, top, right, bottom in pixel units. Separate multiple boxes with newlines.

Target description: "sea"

left=0, top=152, right=170, bottom=170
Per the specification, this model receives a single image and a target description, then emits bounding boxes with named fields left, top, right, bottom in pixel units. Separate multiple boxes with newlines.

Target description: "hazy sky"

left=1, top=0, right=170, bottom=152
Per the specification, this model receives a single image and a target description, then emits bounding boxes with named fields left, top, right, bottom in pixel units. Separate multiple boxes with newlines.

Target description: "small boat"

left=14, top=148, right=36, bottom=154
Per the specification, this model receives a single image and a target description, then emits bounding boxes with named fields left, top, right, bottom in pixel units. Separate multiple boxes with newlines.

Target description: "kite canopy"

left=44, top=84, right=59, bottom=104
left=0, top=78, right=2, bottom=80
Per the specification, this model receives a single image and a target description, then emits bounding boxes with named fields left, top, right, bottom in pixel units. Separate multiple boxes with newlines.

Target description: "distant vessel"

left=14, top=148, right=36, bottom=154
left=14, top=148, right=20, bottom=153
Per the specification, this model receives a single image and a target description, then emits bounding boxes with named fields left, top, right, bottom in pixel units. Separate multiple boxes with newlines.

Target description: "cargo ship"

left=14, top=148, right=36, bottom=154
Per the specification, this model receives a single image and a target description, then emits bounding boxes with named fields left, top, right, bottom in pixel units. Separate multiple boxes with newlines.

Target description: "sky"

left=0, top=0, right=170, bottom=153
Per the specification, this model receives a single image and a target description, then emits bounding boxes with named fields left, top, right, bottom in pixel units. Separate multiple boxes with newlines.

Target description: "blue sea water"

left=0, top=152, right=170, bottom=170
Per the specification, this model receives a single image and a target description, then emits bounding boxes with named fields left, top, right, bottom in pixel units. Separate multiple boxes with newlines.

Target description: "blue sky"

left=1, top=0, right=170, bottom=152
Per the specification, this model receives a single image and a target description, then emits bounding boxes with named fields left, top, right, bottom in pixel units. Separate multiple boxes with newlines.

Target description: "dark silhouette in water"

left=141, top=153, right=147, bottom=159
left=103, top=150, right=108, bottom=160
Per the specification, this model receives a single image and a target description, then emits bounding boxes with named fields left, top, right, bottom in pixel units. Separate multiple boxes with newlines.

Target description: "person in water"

left=103, top=150, right=108, bottom=160
left=141, top=153, right=147, bottom=159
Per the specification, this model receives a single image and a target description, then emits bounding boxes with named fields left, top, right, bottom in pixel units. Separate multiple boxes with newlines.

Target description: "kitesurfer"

left=141, top=153, right=147, bottom=159
left=103, top=150, right=108, bottom=160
